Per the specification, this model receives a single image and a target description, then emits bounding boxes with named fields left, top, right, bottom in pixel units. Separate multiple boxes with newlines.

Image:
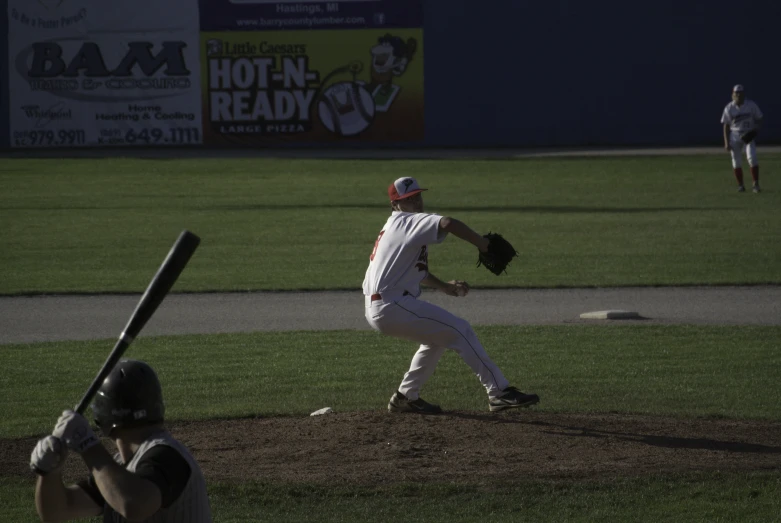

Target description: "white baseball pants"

left=730, top=131, right=758, bottom=168
left=365, top=294, right=510, bottom=400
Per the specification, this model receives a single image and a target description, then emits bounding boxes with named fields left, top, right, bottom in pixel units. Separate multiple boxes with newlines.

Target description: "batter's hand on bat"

left=446, top=280, right=470, bottom=297
left=30, top=435, right=68, bottom=475
left=52, top=410, right=100, bottom=454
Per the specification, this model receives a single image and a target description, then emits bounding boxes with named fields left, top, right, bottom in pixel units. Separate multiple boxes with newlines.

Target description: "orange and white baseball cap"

left=733, top=84, right=744, bottom=92
left=388, top=177, right=428, bottom=201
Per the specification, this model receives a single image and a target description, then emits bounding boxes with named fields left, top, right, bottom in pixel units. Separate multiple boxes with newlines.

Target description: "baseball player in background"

left=721, top=84, right=764, bottom=193
left=30, top=360, right=213, bottom=522
left=363, top=177, right=540, bottom=414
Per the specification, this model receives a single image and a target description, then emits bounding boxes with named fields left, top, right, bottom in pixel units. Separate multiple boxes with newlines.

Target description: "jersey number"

left=370, top=231, right=385, bottom=261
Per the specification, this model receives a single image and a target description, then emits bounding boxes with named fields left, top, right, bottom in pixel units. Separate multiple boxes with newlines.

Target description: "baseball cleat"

left=737, top=185, right=746, bottom=192
left=388, top=391, right=442, bottom=414
left=753, top=184, right=761, bottom=193
left=489, top=387, right=540, bottom=412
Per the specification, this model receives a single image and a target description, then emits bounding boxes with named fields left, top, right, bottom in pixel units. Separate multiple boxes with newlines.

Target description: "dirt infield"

left=4, top=411, right=781, bottom=485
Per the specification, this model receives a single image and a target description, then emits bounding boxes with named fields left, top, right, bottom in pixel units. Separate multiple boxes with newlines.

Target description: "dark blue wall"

left=422, top=0, right=780, bottom=147
left=0, top=4, right=8, bottom=149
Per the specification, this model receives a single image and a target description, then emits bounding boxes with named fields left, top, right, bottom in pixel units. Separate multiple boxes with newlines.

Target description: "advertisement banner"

left=198, top=0, right=422, bottom=32
left=199, top=0, right=423, bottom=145
left=7, top=0, right=202, bottom=148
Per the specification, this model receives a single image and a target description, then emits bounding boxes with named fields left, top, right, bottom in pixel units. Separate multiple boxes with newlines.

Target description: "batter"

left=30, top=360, right=213, bottom=522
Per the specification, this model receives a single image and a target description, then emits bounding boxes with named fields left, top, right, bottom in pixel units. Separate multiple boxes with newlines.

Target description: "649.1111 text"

left=98, top=127, right=201, bottom=145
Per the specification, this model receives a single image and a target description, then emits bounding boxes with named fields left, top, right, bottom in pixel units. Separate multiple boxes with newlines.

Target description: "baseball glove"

left=476, top=232, right=519, bottom=276
left=741, top=130, right=758, bottom=144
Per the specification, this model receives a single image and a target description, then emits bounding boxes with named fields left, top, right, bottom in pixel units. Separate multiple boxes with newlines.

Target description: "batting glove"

left=30, top=435, right=67, bottom=475
left=52, top=410, right=100, bottom=454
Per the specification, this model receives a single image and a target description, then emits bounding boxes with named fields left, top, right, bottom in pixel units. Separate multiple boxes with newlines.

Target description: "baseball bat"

left=74, top=229, right=201, bottom=414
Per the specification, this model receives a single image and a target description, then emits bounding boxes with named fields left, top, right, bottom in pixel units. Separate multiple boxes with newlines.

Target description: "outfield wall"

left=0, top=4, right=8, bottom=150
left=2, top=0, right=778, bottom=150
left=423, top=0, right=779, bottom=148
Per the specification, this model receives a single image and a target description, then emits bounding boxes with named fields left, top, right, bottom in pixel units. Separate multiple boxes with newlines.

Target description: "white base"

left=580, top=310, right=640, bottom=320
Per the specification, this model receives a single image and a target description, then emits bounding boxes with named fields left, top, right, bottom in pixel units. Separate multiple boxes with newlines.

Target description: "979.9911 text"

left=14, top=129, right=86, bottom=147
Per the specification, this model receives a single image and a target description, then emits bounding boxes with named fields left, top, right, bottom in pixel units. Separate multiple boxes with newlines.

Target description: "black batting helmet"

left=91, top=359, right=165, bottom=436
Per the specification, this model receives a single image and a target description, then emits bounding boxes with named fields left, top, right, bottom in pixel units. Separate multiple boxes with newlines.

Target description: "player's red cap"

left=388, top=177, right=428, bottom=201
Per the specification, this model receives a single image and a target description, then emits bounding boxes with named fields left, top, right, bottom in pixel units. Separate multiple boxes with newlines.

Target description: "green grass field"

left=3, top=325, right=781, bottom=439
left=3, top=472, right=780, bottom=523
left=1, top=154, right=780, bottom=522
left=1, top=154, right=780, bottom=294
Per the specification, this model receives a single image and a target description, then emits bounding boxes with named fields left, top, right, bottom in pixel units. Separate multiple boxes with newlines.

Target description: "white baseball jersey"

left=362, top=211, right=448, bottom=298
left=721, top=100, right=763, bottom=133
left=363, top=211, right=511, bottom=401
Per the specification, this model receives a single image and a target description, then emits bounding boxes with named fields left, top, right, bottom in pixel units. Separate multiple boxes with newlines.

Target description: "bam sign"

left=21, top=41, right=194, bottom=100
left=28, top=42, right=191, bottom=77
left=8, top=0, right=203, bottom=148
